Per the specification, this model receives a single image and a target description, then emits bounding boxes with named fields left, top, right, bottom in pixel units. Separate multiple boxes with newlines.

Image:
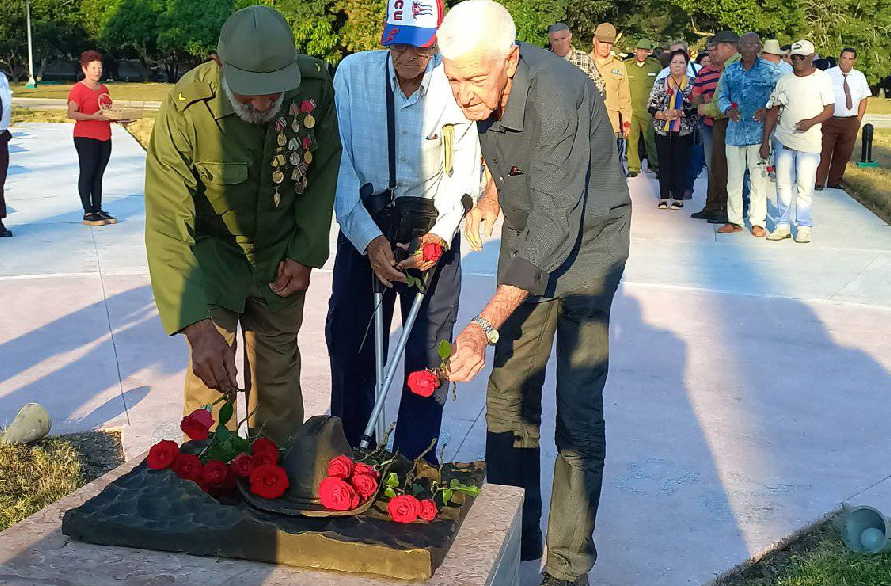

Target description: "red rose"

left=419, top=499, right=438, bottom=521
left=180, top=408, right=213, bottom=441
left=388, top=494, right=421, bottom=523
left=302, top=136, right=312, bottom=150
left=421, top=241, right=444, bottom=263
left=147, top=440, right=179, bottom=470
left=319, top=477, right=359, bottom=511
left=327, top=455, right=354, bottom=479
left=350, top=473, right=379, bottom=499
left=353, top=462, right=379, bottom=479
left=407, top=369, right=440, bottom=398
left=230, top=453, right=254, bottom=477
left=200, top=459, right=235, bottom=495
left=731, top=102, right=739, bottom=109
left=253, top=450, right=279, bottom=467
left=172, top=453, right=203, bottom=482
left=251, top=437, right=279, bottom=464
left=249, top=464, right=290, bottom=499
left=300, top=99, right=315, bottom=113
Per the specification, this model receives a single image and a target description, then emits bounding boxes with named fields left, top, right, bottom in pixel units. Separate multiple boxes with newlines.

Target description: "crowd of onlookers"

left=548, top=25, right=873, bottom=243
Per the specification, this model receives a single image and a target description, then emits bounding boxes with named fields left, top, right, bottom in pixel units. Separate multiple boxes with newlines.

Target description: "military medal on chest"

left=270, top=98, right=318, bottom=207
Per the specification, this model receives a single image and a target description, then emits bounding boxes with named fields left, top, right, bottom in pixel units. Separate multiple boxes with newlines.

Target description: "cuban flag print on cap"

left=381, top=0, right=444, bottom=47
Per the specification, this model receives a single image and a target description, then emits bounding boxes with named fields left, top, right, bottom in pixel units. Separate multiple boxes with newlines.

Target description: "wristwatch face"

left=486, top=329, right=500, bottom=345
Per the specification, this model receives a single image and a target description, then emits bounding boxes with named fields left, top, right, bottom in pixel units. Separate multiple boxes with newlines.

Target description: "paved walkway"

left=1, top=123, right=890, bottom=585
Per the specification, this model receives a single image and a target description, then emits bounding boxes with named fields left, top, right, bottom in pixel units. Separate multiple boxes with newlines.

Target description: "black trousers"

left=74, top=137, right=112, bottom=214
left=326, top=231, right=461, bottom=462
left=655, top=131, right=693, bottom=200
left=0, top=130, right=9, bottom=219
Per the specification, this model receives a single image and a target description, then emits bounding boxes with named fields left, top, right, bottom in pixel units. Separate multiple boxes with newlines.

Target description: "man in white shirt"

left=0, top=70, right=12, bottom=237
left=760, top=40, right=835, bottom=243
left=816, top=47, right=871, bottom=189
left=326, top=0, right=481, bottom=461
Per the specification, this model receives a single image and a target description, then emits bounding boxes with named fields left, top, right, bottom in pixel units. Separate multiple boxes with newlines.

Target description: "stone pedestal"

left=0, top=455, right=523, bottom=585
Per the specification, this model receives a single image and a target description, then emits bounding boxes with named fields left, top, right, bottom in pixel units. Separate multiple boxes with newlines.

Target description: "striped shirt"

left=692, top=65, right=722, bottom=126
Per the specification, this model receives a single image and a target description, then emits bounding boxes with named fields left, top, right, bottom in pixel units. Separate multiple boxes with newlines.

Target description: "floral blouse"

left=646, top=75, right=699, bottom=136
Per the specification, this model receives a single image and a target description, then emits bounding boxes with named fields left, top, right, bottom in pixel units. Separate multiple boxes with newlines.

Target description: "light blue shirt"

left=717, top=57, right=782, bottom=146
left=333, top=50, right=481, bottom=253
left=0, top=72, right=11, bottom=132
left=655, top=62, right=701, bottom=82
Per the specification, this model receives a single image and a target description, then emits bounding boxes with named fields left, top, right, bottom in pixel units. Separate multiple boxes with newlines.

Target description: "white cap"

left=790, top=39, right=815, bottom=56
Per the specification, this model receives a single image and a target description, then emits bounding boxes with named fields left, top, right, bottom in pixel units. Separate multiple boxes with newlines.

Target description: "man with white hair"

left=145, top=6, right=340, bottom=445
left=440, top=2, right=630, bottom=584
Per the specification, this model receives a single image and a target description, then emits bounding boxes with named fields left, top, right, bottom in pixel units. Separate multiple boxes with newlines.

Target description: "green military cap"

left=636, top=39, right=653, bottom=50
left=217, top=6, right=299, bottom=96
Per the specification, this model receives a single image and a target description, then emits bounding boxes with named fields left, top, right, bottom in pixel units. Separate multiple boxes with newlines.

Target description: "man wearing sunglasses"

left=760, top=40, right=835, bottom=244
left=327, top=0, right=481, bottom=461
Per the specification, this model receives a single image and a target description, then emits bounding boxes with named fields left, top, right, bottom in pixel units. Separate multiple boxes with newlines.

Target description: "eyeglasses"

left=390, top=45, right=436, bottom=59
left=790, top=54, right=809, bottom=61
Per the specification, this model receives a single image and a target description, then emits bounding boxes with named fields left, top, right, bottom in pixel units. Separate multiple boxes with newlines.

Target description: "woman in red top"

left=67, top=50, right=117, bottom=226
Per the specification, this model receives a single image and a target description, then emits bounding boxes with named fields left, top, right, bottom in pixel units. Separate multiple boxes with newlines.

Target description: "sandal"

left=657, top=200, right=669, bottom=209
left=670, top=200, right=683, bottom=210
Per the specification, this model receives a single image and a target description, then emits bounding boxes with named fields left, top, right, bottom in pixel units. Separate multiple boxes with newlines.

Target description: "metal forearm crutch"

left=361, top=283, right=428, bottom=450
left=372, top=277, right=387, bottom=444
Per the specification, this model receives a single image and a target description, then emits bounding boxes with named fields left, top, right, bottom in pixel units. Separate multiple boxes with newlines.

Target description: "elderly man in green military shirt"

left=625, top=39, right=662, bottom=177
left=144, top=6, right=340, bottom=446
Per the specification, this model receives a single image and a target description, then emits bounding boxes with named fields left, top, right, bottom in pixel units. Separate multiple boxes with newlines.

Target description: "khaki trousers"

left=184, top=287, right=306, bottom=447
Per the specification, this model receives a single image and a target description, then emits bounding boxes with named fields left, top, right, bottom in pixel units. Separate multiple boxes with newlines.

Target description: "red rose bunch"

left=319, top=456, right=381, bottom=511
left=407, top=369, right=440, bottom=398
left=387, top=494, right=422, bottom=523
left=230, top=453, right=254, bottom=478
left=251, top=437, right=280, bottom=466
left=180, top=408, right=213, bottom=441
left=249, top=464, right=290, bottom=499
left=147, top=440, right=179, bottom=470
left=319, top=477, right=359, bottom=511
left=200, top=459, right=236, bottom=496
left=172, top=453, right=203, bottom=482
left=421, top=241, right=444, bottom=263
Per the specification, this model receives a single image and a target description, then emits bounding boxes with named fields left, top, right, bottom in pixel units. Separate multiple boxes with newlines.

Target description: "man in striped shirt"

left=690, top=31, right=739, bottom=223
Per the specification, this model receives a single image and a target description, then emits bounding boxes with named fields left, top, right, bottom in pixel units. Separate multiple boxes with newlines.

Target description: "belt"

left=833, top=115, right=858, bottom=119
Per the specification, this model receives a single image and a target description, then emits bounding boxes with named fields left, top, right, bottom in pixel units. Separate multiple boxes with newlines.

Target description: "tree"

left=0, top=0, right=28, bottom=80
left=500, top=0, right=568, bottom=46
left=335, top=0, right=387, bottom=54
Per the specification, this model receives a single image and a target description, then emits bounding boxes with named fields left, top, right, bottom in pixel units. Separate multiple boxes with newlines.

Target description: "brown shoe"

left=717, top=223, right=743, bottom=234
left=751, top=226, right=766, bottom=237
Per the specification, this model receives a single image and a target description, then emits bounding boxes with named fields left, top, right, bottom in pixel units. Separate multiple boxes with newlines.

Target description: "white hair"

left=438, top=0, right=517, bottom=61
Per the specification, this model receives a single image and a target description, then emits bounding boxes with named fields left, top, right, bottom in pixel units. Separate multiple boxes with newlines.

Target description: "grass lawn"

left=717, top=516, right=891, bottom=586
left=12, top=107, right=157, bottom=150
left=867, top=98, right=891, bottom=116
left=12, top=81, right=172, bottom=103
left=843, top=127, right=891, bottom=223
left=0, top=431, right=123, bottom=531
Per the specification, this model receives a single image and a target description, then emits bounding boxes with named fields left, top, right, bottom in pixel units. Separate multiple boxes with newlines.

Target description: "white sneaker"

left=794, top=226, right=812, bottom=243
left=767, top=226, right=791, bottom=241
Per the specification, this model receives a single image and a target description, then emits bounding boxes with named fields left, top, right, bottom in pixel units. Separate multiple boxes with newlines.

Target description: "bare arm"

left=759, top=105, right=781, bottom=159
left=67, top=100, right=106, bottom=122
left=796, top=104, right=834, bottom=131
left=858, top=97, right=869, bottom=121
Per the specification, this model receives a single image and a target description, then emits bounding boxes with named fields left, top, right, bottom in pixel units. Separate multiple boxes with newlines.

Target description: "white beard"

left=222, top=78, right=284, bottom=125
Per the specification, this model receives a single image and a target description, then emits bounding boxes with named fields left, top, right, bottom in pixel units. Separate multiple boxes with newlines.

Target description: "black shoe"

left=98, top=211, right=118, bottom=224
left=827, top=183, right=842, bottom=189
left=0, top=225, right=12, bottom=237
left=627, top=171, right=639, bottom=177
left=690, top=209, right=715, bottom=220
left=707, top=214, right=728, bottom=224
left=814, top=185, right=824, bottom=191
left=521, top=528, right=544, bottom=561
left=541, top=572, right=589, bottom=586
left=82, top=212, right=107, bottom=226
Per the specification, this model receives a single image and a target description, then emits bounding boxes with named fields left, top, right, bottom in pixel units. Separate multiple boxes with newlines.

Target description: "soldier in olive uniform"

left=145, top=6, right=340, bottom=446
left=591, top=23, right=632, bottom=174
left=625, top=39, right=662, bottom=176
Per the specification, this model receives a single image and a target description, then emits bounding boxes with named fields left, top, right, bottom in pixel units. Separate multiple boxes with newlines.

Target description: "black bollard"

left=858, top=123, right=879, bottom=168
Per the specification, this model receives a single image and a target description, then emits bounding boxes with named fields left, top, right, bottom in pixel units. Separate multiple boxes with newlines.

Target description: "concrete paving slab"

left=2, top=123, right=891, bottom=585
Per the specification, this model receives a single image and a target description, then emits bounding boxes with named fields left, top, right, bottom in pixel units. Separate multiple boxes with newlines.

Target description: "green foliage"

left=437, top=339, right=452, bottom=361
left=501, top=0, right=568, bottom=46
left=203, top=426, right=250, bottom=463
left=217, top=402, right=234, bottom=427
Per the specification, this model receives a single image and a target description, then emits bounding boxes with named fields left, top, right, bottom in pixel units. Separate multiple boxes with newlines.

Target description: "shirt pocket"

left=195, top=161, right=249, bottom=215
left=420, top=130, right=444, bottom=178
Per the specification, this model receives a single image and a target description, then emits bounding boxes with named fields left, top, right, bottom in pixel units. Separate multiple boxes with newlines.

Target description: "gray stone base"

left=0, top=455, right=522, bottom=585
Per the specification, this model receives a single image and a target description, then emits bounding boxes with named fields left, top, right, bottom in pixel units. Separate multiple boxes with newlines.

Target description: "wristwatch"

left=471, top=316, right=499, bottom=345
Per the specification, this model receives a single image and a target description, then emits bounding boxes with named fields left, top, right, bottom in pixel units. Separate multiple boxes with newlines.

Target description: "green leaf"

left=384, top=487, right=397, bottom=498
left=450, top=478, right=460, bottom=489
left=217, top=402, right=234, bottom=428
left=386, top=472, right=399, bottom=488
left=456, top=485, right=481, bottom=496
left=442, top=489, right=453, bottom=504
left=437, top=339, right=452, bottom=361
left=204, top=426, right=249, bottom=463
